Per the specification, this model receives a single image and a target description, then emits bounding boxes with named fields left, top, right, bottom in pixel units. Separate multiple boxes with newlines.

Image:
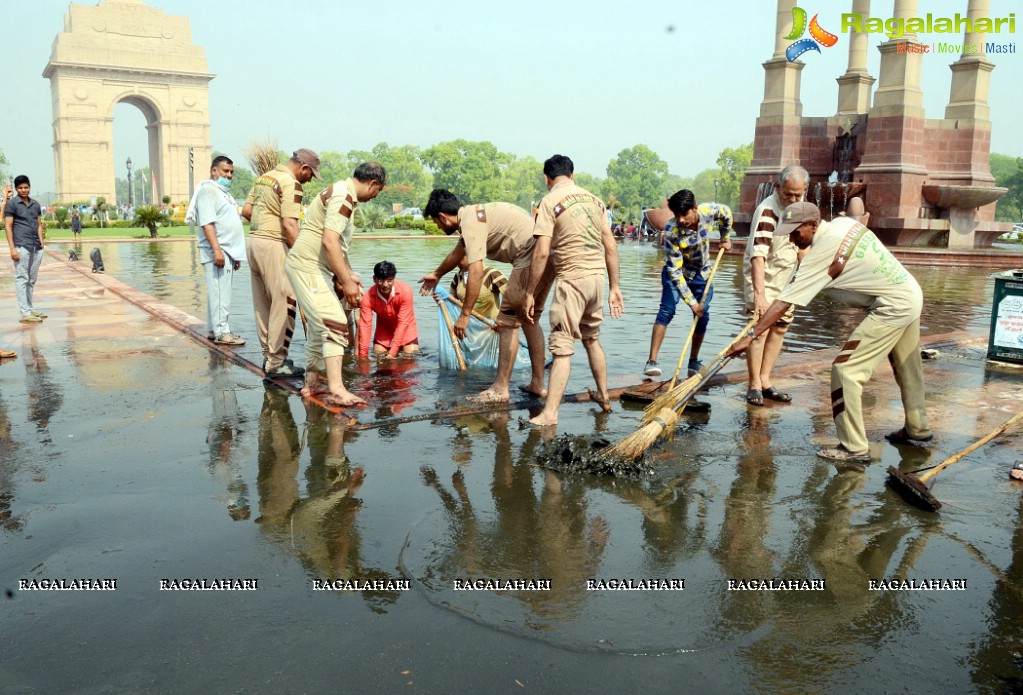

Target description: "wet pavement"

left=2, top=242, right=1023, bottom=693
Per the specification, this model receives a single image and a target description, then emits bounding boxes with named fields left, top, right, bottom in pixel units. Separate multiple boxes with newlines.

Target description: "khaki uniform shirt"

left=288, top=178, right=358, bottom=275
left=533, top=180, right=610, bottom=281
left=779, top=217, right=923, bottom=327
left=742, top=192, right=798, bottom=307
left=456, top=202, right=535, bottom=269
left=245, top=165, right=304, bottom=241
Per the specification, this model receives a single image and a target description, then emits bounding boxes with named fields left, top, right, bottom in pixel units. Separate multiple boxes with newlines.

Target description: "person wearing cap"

left=740, top=165, right=807, bottom=406
left=241, top=148, right=321, bottom=377
left=419, top=189, right=555, bottom=402
left=643, top=189, right=733, bottom=383
left=285, top=162, right=387, bottom=406
left=726, top=201, right=931, bottom=463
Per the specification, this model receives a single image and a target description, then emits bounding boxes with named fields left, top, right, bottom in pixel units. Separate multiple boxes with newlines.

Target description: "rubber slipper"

left=763, top=386, right=792, bottom=403
left=816, top=446, right=871, bottom=463
left=884, top=427, right=933, bottom=445
left=746, top=388, right=764, bottom=406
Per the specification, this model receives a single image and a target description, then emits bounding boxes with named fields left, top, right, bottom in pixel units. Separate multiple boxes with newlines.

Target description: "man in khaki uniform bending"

left=523, top=154, right=624, bottom=427
left=284, top=162, right=387, bottom=407
left=420, top=189, right=555, bottom=402
left=242, top=148, right=320, bottom=377
left=727, top=202, right=931, bottom=463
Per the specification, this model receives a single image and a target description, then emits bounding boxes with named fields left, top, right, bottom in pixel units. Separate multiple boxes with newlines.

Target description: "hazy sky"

left=4, top=0, right=1021, bottom=195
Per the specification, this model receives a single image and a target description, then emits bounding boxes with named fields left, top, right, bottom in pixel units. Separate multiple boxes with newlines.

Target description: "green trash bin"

left=988, top=269, right=1023, bottom=364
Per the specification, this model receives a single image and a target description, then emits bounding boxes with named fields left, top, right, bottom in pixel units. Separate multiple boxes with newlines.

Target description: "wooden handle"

left=446, top=294, right=497, bottom=329
left=668, top=248, right=725, bottom=389
left=438, top=300, right=467, bottom=370
left=919, top=410, right=1023, bottom=483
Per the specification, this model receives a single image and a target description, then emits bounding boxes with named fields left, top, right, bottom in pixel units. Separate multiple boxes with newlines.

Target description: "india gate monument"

left=44, top=0, right=212, bottom=204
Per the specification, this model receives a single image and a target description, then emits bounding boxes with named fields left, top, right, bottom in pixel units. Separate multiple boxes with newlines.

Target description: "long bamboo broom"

left=602, top=354, right=734, bottom=461
left=663, top=248, right=725, bottom=391
left=244, top=137, right=282, bottom=176
left=437, top=297, right=467, bottom=370
left=641, top=317, right=757, bottom=426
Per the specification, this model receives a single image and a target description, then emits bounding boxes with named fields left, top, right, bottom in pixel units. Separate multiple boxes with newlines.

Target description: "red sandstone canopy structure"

left=741, top=0, right=1010, bottom=248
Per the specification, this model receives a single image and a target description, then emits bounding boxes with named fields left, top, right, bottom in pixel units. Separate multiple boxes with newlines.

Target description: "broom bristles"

left=244, top=137, right=282, bottom=176
left=601, top=407, right=679, bottom=461
left=641, top=371, right=702, bottom=425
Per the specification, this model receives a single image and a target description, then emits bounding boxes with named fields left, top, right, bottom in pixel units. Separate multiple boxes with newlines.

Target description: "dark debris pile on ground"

left=535, top=434, right=654, bottom=478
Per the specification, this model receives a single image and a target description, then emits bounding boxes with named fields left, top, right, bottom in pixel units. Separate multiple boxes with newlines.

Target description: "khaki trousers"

left=247, top=236, right=297, bottom=370
left=285, top=263, right=349, bottom=373
left=831, top=315, right=930, bottom=452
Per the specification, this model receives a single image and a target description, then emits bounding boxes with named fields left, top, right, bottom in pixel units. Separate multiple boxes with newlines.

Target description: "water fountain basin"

left=921, top=185, right=1007, bottom=209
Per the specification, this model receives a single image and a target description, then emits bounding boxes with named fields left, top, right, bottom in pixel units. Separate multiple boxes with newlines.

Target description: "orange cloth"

left=358, top=280, right=419, bottom=357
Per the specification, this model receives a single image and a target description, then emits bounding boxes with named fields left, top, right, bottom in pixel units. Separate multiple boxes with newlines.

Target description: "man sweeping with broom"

left=726, top=202, right=931, bottom=463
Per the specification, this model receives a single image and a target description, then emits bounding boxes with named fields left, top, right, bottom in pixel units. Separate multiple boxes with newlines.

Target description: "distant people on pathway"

left=360, top=260, right=420, bottom=360
left=4, top=176, right=48, bottom=324
left=196, top=155, right=247, bottom=347
left=70, top=207, right=82, bottom=239
left=241, top=148, right=321, bottom=378
left=285, top=161, right=387, bottom=407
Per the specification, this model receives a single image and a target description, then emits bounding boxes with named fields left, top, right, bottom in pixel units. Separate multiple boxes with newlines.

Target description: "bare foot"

left=518, top=383, right=548, bottom=398
left=322, top=390, right=367, bottom=407
left=587, top=388, right=612, bottom=413
left=467, top=388, right=509, bottom=404
left=300, top=382, right=330, bottom=397
left=526, top=414, right=557, bottom=428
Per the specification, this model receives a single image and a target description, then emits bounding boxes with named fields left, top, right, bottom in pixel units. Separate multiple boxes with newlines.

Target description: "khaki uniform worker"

left=284, top=163, right=386, bottom=407
left=523, top=154, right=624, bottom=427
left=241, top=149, right=321, bottom=377
left=421, top=192, right=555, bottom=403
left=728, top=202, right=931, bottom=463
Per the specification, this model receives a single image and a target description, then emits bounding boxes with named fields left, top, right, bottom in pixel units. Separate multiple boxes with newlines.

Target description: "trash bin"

left=988, top=270, right=1023, bottom=364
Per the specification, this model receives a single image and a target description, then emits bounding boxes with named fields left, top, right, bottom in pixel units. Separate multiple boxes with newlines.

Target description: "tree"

left=498, top=156, right=545, bottom=210
left=992, top=153, right=1023, bottom=223
left=229, top=166, right=256, bottom=203
left=420, top=140, right=512, bottom=203
left=54, top=207, right=69, bottom=229
left=691, top=169, right=721, bottom=205
left=603, top=145, right=669, bottom=223
left=715, top=142, right=754, bottom=210
left=133, top=205, right=169, bottom=238
left=355, top=202, right=388, bottom=231
left=95, top=197, right=108, bottom=228
left=366, top=143, right=432, bottom=211
left=0, top=147, right=8, bottom=182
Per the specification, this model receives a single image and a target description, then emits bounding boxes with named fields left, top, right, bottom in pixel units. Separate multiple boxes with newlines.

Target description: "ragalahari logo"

left=785, top=6, right=839, bottom=61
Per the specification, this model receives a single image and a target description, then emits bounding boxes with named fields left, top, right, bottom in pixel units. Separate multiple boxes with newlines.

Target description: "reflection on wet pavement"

left=2, top=243, right=1023, bottom=691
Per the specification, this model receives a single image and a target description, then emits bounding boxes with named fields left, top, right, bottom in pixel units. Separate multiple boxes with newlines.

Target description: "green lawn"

left=45, top=226, right=197, bottom=240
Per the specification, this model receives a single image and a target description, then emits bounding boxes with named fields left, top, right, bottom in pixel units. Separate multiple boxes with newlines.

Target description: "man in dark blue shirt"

left=4, top=175, right=47, bottom=323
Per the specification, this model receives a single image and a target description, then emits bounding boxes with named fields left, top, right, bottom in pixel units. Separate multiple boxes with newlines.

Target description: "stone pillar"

left=773, top=0, right=797, bottom=58
left=742, top=0, right=805, bottom=220
left=854, top=0, right=930, bottom=241
left=945, top=0, right=995, bottom=122
left=837, top=0, right=875, bottom=114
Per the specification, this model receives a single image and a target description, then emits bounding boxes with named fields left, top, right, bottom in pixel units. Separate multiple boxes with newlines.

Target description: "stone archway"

left=43, top=0, right=213, bottom=204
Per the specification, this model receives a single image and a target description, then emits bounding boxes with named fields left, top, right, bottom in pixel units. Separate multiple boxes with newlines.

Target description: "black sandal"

left=763, top=386, right=792, bottom=403
left=746, top=388, right=764, bottom=406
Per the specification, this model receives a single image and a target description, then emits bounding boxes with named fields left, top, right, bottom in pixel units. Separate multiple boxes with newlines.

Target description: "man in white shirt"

left=196, top=155, right=247, bottom=346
